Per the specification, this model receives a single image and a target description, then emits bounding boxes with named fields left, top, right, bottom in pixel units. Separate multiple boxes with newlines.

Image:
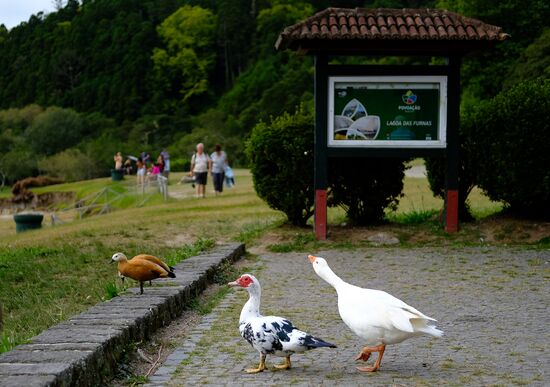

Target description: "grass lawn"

left=0, top=166, right=526, bottom=354
left=0, top=170, right=282, bottom=352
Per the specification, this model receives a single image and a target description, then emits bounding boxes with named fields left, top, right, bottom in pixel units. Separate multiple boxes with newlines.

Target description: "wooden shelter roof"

left=276, top=8, right=509, bottom=55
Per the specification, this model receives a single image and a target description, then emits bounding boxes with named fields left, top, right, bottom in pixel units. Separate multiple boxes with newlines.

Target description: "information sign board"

left=328, top=76, right=447, bottom=148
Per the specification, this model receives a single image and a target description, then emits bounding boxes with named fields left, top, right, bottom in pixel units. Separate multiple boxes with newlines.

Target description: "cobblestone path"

left=148, top=247, right=549, bottom=386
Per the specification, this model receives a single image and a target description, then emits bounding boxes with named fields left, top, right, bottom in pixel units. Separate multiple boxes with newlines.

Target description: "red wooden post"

left=315, top=189, right=327, bottom=240
left=445, top=189, right=459, bottom=232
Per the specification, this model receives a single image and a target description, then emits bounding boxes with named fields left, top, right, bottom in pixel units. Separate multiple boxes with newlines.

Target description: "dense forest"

left=0, top=0, right=548, bottom=184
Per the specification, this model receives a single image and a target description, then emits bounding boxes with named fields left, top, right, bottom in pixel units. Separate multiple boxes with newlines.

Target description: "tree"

left=216, top=0, right=256, bottom=87
left=504, top=28, right=550, bottom=89
left=436, top=0, right=550, bottom=101
left=25, top=106, right=85, bottom=156
left=152, top=5, right=218, bottom=109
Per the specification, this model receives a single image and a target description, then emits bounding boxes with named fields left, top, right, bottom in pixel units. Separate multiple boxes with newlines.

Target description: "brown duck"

left=111, top=253, right=175, bottom=294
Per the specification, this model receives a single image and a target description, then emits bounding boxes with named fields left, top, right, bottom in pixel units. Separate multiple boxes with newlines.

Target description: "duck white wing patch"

left=387, top=307, right=415, bottom=333
left=241, top=316, right=336, bottom=355
left=241, top=316, right=295, bottom=354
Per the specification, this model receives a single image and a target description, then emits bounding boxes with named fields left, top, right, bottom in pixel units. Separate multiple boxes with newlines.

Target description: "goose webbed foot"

left=246, top=354, right=266, bottom=374
left=356, top=344, right=386, bottom=372
left=274, top=356, right=291, bottom=370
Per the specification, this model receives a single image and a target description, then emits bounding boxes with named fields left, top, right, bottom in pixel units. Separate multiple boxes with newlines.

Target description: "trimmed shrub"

left=40, top=148, right=99, bottom=182
left=246, top=103, right=407, bottom=226
left=246, top=105, right=314, bottom=226
left=466, top=78, right=550, bottom=218
left=329, top=157, right=406, bottom=225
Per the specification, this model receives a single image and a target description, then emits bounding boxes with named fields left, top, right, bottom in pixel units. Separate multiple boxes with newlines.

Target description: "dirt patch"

left=0, top=191, right=76, bottom=213
left=247, top=231, right=287, bottom=255
left=163, top=233, right=195, bottom=248
left=251, top=216, right=550, bottom=250
left=477, top=216, right=550, bottom=244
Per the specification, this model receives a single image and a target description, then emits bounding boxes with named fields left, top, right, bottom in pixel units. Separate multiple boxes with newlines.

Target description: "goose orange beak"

left=308, top=255, right=317, bottom=263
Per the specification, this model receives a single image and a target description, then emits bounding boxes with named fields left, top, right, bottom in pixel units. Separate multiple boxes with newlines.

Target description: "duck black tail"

left=304, top=335, right=337, bottom=349
left=168, top=271, right=176, bottom=278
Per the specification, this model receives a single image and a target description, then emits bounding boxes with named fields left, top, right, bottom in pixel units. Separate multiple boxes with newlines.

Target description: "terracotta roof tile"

left=396, top=16, right=405, bottom=27
left=276, top=7, right=509, bottom=51
left=475, top=26, right=487, bottom=39
left=466, top=25, right=477, bottom=39
left=447, top=25, right=458, bottom=38
left=456, top=25, right=466, bottom=38
left=428, top=25, right=438, bottom=38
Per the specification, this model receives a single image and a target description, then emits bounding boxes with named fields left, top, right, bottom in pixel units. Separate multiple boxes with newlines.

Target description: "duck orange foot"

left=246, top=354, right=267, bottom=374
left=355, top=344, right=386, bottom=372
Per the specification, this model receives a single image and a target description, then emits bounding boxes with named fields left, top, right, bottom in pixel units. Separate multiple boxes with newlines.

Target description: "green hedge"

left=465, top=78, right=550, bottom=218
left=246, top=105, right=314, bottom=226
left=247, top=104, right=407, bottom=226
left=329, top=157, right=405, bottom=224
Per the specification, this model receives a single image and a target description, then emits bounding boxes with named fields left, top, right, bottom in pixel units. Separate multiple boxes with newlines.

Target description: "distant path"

left=147, top=247, right=549, bottom=386
left=405, top=165, right=427, bottom=178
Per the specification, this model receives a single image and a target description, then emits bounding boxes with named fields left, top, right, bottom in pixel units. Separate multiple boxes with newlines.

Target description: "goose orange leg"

left=355, top=344, right=386, bottom=372
left=274, top=356, right=291, bottom=370
left=246, top=354, right=267, bottom=373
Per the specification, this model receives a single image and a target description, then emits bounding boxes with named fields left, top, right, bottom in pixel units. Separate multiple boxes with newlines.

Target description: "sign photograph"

left=328, top=76, right=448, bottom=148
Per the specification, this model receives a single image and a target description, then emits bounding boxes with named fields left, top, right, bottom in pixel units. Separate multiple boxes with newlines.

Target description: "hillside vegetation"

left=1, top=0, right=548, bottom=185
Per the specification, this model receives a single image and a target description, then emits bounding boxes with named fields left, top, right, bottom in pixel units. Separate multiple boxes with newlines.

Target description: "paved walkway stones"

left=0, top=243, right=245, bottom=387
left=152, top=247, right=549, bottom=386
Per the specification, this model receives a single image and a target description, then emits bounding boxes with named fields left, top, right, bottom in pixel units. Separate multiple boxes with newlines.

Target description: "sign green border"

left=328, top=75, right=447, bottom=148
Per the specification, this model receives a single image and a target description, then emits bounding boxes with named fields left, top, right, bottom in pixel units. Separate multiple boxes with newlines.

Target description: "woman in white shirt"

left=210, top=144, right=228, bottom=195
left=189, top=143, right=210, bottom=198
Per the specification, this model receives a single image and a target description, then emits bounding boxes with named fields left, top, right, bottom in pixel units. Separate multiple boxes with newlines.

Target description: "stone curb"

left=0, top=243, right=245, bottom=387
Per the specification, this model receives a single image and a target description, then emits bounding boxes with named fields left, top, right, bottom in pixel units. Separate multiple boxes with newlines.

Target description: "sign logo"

left=402, top=90, right=417, bottom=105
left=399, top=90, right=420, bottom=112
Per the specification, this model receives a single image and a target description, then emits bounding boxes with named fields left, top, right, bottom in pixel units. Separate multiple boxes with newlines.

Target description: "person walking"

left=210, top=144, right=228, bottom=195
left=189, top=143, right=210, bottom=198
left=160, top=149, right=170, bottom=178
left=136, top=157, right=146, bottom=188
left=156, top=154, right=165, bottom=174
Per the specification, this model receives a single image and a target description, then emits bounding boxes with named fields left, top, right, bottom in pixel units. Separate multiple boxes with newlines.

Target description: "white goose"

left=308, top=255, right=443, bottom=372
left=228, top=274, right=336, bottom=373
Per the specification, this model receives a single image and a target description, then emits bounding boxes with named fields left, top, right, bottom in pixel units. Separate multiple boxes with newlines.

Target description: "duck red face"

left=228, top=274, right=254, bottom=288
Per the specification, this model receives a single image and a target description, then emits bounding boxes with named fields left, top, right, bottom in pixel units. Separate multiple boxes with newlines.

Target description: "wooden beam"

left=314, top=55, right=329, bottom=240
left=445, top=56, right=461, bottom=233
